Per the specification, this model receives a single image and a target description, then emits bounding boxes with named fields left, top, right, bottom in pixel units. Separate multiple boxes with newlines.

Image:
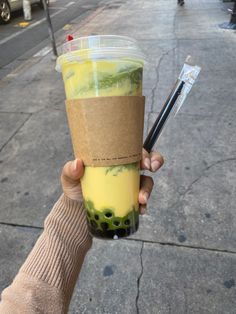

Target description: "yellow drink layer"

left=60, top=52, right=143, bottom=238
left=82, top=164, right=140, bottom=217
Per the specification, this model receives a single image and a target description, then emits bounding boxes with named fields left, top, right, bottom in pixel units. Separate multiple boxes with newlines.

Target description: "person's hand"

left=61, top=149, right=164, bottom=209
left=138, top=149, right=164, bottom=214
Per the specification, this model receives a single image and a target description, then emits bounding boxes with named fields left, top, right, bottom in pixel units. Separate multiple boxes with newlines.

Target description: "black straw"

left=143, top=80, right=185, bottom=153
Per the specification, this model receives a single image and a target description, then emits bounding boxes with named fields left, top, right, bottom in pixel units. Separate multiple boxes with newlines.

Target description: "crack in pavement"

left=0, top=221, right=43, bottom=230
left=159, top=156, right=236, bottom=223
left=182, top=157, right=236, bottom=198
left=2, top=219, right=236, bottom=255
left=0, top=111, right=30, bottom=114
left=125, top=237, right=236, bottom=255
left=0, top=113, right=32, bottom=153
left=136, top=241, right=144, bottom=314
left=151, top=45, right=178, bottom=112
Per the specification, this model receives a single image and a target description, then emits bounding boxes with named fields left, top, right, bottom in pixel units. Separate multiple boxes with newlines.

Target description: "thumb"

left=61, top=159, right=84, bottom=186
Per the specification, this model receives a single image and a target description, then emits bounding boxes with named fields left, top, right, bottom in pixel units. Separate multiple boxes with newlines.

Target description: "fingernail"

left=143, top=192, right=149, bottom=203
left=144, top=158, right=151, bottom=169
left=151, top=160, right=161, bottom=172
left=73, top=159, right=77, bottom=171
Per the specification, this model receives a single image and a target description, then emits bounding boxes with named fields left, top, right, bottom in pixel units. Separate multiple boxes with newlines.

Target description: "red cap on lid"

left=66, top=35, right=74, bottom=41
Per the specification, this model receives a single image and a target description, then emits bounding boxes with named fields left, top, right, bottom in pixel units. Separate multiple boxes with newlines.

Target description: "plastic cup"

left=57, top=35, right=146, bottom=239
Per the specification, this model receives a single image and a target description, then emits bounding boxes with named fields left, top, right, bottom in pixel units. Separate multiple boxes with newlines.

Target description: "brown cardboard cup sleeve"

left=65, top=96, right=145, bottom=166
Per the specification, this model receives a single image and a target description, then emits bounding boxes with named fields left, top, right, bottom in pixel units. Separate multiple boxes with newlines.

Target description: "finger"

left=138, top=175, right=154, bottom=204
left=61, top=159, right=84, bottom=185
left=140, top=148, right=151, bottom=170
left=150, top=151, right=164, bottom=172
left=139, top=204, right=147, bottom=215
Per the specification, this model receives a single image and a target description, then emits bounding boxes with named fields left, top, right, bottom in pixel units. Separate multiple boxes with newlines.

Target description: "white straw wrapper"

left=174, top=56, right=201, bottom=116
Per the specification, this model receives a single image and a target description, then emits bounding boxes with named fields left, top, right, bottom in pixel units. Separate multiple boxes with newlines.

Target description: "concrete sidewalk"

left=0, top=0, right=236, bottom=313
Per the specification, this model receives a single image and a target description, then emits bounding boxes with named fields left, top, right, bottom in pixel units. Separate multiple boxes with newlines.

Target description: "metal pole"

left=42, top=0, right=58, bottom=57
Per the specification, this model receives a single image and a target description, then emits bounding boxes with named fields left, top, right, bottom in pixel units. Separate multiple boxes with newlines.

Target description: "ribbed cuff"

left=20, top=194, right=92, bottom=299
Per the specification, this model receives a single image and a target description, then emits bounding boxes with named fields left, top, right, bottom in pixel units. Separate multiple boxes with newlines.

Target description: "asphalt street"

left=0, top=0, right=104, bottom=77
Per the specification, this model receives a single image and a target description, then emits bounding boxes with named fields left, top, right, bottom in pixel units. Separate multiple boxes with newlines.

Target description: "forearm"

left=0, top=194, right=92, bottom=313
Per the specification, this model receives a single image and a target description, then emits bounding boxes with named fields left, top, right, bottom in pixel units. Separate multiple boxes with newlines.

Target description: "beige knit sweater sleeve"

left=0, top=194, right=92, bottom=314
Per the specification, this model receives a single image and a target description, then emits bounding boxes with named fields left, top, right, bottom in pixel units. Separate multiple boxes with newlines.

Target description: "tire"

left=0, top=0, right=11, bottom=24
left=39, top=0, right=49, bottom=9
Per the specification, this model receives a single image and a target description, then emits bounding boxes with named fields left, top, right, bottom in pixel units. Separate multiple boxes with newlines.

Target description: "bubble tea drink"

left=57, top=36, right=145, bottom=239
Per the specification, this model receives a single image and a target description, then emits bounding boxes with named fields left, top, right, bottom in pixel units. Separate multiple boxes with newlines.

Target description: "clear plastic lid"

left=56, top=35, right=146, bottom=71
